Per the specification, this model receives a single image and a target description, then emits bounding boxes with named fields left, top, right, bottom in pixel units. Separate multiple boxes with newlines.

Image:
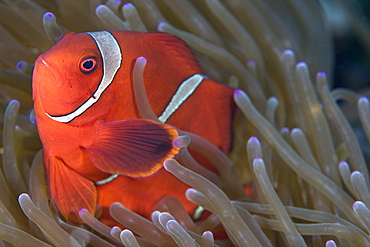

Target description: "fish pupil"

left=83, top=60, right=94, bottom=69
left=80, top=57, right=97, bottom=74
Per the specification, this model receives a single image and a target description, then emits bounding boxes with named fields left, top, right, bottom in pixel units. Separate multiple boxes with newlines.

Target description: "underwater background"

left=0, top=0, right=370, bottom=246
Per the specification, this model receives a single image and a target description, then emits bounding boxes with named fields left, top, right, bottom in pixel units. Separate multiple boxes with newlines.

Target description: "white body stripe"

left=46, top=31, right=122, bottom=123
left=95, top=174, right=119, bottom=185
left=158, top=74, right=204, bottom=123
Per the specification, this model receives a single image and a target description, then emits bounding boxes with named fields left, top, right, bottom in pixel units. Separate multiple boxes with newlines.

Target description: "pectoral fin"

left=84, top=118, right=179, bottom=178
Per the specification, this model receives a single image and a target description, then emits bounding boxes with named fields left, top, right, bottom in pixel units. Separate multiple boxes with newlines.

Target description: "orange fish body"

left=32, top=30, right=236, bottom=226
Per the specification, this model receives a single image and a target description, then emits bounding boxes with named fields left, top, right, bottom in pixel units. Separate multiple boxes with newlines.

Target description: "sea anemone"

left=1, top=0, right=370, bottom=246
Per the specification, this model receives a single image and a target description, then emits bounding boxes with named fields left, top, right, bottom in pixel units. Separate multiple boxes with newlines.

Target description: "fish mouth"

left=38, top=57, right=52, bottom=71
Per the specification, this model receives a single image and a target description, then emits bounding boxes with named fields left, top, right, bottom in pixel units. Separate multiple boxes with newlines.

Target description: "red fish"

left=32, top=30, right=236, bottom=226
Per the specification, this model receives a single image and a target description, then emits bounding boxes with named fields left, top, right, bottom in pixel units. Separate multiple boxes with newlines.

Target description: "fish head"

left=32, top=31, right=113, bottom=125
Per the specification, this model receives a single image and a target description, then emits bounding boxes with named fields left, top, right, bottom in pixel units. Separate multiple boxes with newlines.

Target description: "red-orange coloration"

left=32, top=31, right=236, bottom=226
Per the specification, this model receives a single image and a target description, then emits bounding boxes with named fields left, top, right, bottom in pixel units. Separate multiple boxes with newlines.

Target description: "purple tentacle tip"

left=296, top=61, right=307, bottom=68
left=95, top=4, right=105, bottom=13
left=157, top=22, right=166, bottom=30
left=317, top=71, right=326, bottom=77
left=249, top=136, right=259, bottom=142
left=234, top=89, right=244, bottom=97
left=136, top=56, right=147, bottom=66
left=43, top=12, right=55, bottom=22
left=247, top=60, right=256, bottom=67
left=10, top=99, right=20, bottom=105
left=16, top=61, right=27, bottom=72
left=173, top=139, right=181, bottom=148
left=123, top=2, right=133, bottom=8
left=254, top=157, right=263, bottom=163
left=29, top=110, right=37, bottom=124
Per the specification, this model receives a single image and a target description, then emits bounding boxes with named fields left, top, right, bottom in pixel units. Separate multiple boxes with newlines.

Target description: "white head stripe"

left=158, top=74, right=204, bottom=123
left=46, top=31, right=122, bottom=123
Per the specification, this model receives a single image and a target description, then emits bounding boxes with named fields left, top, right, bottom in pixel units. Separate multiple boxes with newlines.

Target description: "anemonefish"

left=32, top=30, right=236, bottom=226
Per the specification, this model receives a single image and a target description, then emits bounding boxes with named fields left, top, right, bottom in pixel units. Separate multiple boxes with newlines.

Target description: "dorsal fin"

left=145, top=32, right=202, bottom=75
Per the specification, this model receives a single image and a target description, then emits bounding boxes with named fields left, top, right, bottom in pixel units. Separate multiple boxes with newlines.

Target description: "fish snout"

left=34, top=57, right=55, bottom=81
left=33, top=56, right=69, bottom=116
left=34, top=56, right=65, bottom=88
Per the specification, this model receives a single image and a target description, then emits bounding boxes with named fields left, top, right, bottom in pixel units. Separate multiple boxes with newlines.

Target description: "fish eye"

left=79, top=57, right=98, bottom=74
